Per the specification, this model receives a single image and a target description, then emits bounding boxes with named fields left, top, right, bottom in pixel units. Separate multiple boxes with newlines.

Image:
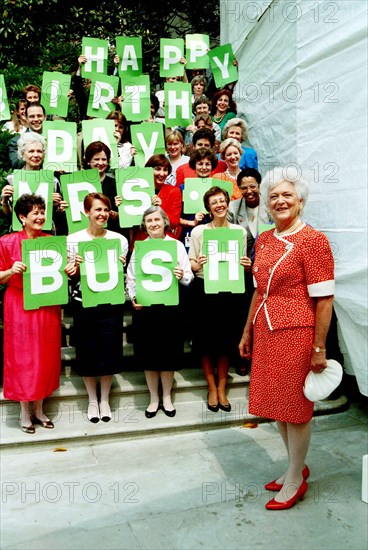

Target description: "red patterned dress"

left=0, top=230, right=61, bottom=401
left=249, top=224, right=335, bottom=423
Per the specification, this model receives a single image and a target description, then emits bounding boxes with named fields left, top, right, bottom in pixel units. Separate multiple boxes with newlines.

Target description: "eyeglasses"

left=238, top=185, right=258, bottom=191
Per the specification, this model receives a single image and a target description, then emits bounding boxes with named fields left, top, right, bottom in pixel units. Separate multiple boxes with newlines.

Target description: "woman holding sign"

left=189, top=186, right=251, bottom=413
left=0, top=194, right=73, bottom=434
left=1, top=132, right=67, bottom=235
left=67, top=192, right=129, bottom=423
left=126, top=206, right=193, bottom=419
left=238, top=168, right=334, bottom=510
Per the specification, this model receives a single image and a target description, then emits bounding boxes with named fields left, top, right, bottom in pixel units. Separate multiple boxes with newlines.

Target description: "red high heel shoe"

left=265, top=479, right=308, bottom=510
left=264, top=465, right=310, bottom=491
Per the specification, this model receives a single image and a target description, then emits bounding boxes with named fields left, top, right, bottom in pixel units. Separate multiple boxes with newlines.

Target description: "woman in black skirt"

left=67, top=193, right=128, bottom=423
left=189, top=186, right=251, bottom=413
left=126, top=206, right=194, bottom=418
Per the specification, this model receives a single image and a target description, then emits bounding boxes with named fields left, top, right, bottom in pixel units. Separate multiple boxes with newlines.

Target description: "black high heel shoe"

left=207, top=394, right=219, bottom=413
left=219, top=402, right=231, bottom=412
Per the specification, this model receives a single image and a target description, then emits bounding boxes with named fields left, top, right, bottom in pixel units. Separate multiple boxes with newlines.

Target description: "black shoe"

left=145, top=407, right=159, bottom=419
left=207, top=394, right=219, bottom=413
left=162, top=406, right=176, bottom=417
left=219, top=402, right=231, bottom=412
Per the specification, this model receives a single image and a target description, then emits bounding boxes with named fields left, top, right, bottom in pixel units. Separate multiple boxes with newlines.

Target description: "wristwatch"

left=312, top=345, right=326, bottom=353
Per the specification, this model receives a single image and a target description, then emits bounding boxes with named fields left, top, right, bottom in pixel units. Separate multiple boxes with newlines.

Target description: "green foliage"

left=0, top=0, right=220, bottom=94
left=0, top=129, right=12, bottom=175
left=0, top=130, right=13, bottom=238
left=0, top=0, right=220, bottom=207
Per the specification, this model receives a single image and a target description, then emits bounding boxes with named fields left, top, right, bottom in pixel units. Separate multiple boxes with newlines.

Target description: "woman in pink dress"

left=0, top=194, right=73, bottom=434
left=239, top=167, right=335, bottom=510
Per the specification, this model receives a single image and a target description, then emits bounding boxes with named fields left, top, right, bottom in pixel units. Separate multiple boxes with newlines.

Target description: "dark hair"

left=237, top=168, right=262, bottom=186
left=83, top=192, right=111, bottom=212
left=203, top=186, right=230, bottom=212
left=192, top=127, right=215, bottom=148
left=14, top=193, right=45, bottom=222
left=189, top=147, right=218, bottom=170
left=106, top=111, right=130, bottom=143
left=145, top=154, right=172, bottom=175
left=26, top=103, right=46, bottom=116
left=210, top=89, right=237, bottom=116
left=193, top=95, right=210, bottom=114
left=150, top=94, right=160, bottom=116
left=83, top=141, right=111, bottom=169
left=141, top=205, right=170, bottom=233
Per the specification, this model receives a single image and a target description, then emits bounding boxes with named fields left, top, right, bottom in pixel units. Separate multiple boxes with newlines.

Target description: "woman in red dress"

left=0, top=194, right=73, bottom=433
left=239, top=167, right=335, bottom=510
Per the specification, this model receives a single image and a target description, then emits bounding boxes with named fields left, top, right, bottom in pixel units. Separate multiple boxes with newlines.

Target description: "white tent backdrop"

left=221, top=0, right=368, bottom=394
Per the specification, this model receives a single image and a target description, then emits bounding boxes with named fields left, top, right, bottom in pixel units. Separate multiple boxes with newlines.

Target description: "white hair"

left=17, top=132, right=46, bottom=160
left=222, top=117, right=248, bottom=142
left=260, top=166, right=309, bottom=213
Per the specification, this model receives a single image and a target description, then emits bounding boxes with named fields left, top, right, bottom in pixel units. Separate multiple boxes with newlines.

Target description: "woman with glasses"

left=189, top=186, right=251, bottom=413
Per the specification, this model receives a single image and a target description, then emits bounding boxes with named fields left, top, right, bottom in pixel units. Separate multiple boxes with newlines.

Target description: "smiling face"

left=268, top=181, right=302, bottom=230
left=238, top=176, right=260, bottom=208
left=26, top=106, right=45, bottom=133
left=17, top=103, right=27, bottom=123
left=166, top=139, right=182, bottom=160
left=216, top=94, right=230, bottom=114
left=224, top=145, right=241, bottom=168
left=88, top=151, right=109, bottom=177
left=195, top=103, right=210, bottom=116
left=208, top=192, right=228, bottom=221
left=195, top=158, right=212, bottom=178
left=19, top=205, right=46, bottom=235
left=226, top=126, right=242, bottom=142
left=144, top=211, right=166, bottom=239
left=86, top=199, right=110, bottom=231
left=153, top=165, right=169, bottom=188
left=23, top=142, right=44, bottom=170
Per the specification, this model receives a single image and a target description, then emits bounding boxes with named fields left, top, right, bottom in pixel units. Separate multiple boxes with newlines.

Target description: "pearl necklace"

left=214, top=113, right=225, bottom=123
left=275, top=218, right=303, bottom=237
left=225, top=168, right=239, bottom=180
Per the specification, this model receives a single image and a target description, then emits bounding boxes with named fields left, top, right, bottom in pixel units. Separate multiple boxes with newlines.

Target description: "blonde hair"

left=222, top=117, right=248, bottom=141
left=219, top=138, right=243, bottom=160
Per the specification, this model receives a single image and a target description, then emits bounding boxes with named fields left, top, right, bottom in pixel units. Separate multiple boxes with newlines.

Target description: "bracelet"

left=312, top=345, right=326, bottom=353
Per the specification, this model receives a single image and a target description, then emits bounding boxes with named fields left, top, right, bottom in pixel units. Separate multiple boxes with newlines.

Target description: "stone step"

left=0, top=368, right=253, bottom=449
left=0, top=364, right=349, bottom=450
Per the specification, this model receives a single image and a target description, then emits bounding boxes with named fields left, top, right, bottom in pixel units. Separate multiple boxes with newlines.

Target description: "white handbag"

left=303, top=359, right=343, bottom=402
